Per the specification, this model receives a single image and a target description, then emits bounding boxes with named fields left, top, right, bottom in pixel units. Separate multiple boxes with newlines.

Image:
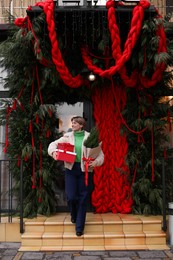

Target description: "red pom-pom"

left=14, top=17, right=27, bottom=28
left=27, top=5, right=32, bottom=10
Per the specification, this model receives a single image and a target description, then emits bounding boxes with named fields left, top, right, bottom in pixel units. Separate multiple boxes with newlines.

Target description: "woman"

left=48, top=116, right=104, bottom=236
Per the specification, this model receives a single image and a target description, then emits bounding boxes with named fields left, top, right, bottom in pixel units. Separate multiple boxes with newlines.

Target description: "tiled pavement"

left=1, top=243, right=173, bottom=260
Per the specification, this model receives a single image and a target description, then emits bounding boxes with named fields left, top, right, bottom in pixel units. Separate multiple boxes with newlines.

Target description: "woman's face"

left=71, top=119, right=83, bottom=132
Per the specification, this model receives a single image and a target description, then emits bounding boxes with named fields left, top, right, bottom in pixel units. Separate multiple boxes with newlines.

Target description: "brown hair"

left=71, top=116, right=86, bottom=129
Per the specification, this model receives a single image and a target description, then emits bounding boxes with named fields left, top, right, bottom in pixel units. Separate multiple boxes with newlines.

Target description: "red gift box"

left=55, top=143, right=76, bottom=163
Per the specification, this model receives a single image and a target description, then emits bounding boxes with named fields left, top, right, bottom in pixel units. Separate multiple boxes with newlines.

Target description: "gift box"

left=55, top=143, right=76, bottom=163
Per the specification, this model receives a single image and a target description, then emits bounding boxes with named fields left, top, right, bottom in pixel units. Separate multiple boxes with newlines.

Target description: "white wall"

left=56, top=102, right=83, bottom=132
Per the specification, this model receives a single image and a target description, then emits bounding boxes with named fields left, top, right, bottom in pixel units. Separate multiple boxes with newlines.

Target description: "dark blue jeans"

left=65, top=162, right=88, bottom=232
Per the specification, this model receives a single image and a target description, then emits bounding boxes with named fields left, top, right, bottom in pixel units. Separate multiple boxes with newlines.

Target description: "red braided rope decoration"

left=15, top=0, right=166, bottom=89
left=81, top=0, right=149, bottom=81
left=91, top=87, right=112, bottom=212
left=92, top=84, right=133, bottom=213
left=35, top=0, right=83, bottom=88
left=81, top=0, right=167, bottom=89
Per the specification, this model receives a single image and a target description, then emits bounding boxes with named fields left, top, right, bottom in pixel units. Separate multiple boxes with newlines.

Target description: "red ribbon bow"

left=82, top=157, right=94, bottom=186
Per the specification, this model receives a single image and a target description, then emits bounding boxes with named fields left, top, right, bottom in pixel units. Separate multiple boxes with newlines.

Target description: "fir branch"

left=84, top=127, right=100, bottom=148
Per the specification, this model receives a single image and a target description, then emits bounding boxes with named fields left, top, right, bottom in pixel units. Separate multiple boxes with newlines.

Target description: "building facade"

left=0, top=0, right=173, bottom=24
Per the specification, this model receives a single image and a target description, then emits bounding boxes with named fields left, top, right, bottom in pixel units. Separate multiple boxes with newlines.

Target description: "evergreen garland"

left=122, top=16, right=173, bottom=215
left=0, top=9, right=173, bottom=216
left=0, top=17, right=66, bottom=217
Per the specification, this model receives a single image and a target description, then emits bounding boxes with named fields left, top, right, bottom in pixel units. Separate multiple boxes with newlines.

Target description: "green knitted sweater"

left=74, top=130, right=85, bottom=162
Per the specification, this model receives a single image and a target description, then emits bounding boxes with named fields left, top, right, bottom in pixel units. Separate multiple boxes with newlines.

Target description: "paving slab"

left=0, top=243, right=173, bottom=260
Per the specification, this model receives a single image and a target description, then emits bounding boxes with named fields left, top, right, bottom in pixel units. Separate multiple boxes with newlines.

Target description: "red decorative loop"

left=106, top=0, right=116, bottom=9
left=17, top=156, right=21, bottom=167
left=29, top=121, right=33, bottom=133
left=139, top=0, right=150, bottom=9
left=36, top=114, right=39, bottom=124
left=32, top=152, right=36, bottom=189
left=46, top=129, right=51, bottom=138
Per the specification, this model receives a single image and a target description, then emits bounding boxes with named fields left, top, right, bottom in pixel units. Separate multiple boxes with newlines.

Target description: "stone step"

left=19, top=213, right=169, bottom=251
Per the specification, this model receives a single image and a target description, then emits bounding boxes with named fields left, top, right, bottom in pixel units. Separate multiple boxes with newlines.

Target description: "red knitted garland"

left=14, top=0, right=167, bottom=89
left=35, top=0, right=83, bottom=88
left=81, top=0, right=167, bottom=88
left=92, top=84, right=133, bottom=213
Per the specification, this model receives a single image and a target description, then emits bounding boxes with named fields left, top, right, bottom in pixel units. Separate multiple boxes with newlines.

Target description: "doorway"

left=55, top=101, right=95, bottom=212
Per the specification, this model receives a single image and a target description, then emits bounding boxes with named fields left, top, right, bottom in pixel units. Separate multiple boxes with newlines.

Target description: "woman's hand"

left=88, top=160, right=97, bottom=168
left=52, top=151, right=57, bottom=160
